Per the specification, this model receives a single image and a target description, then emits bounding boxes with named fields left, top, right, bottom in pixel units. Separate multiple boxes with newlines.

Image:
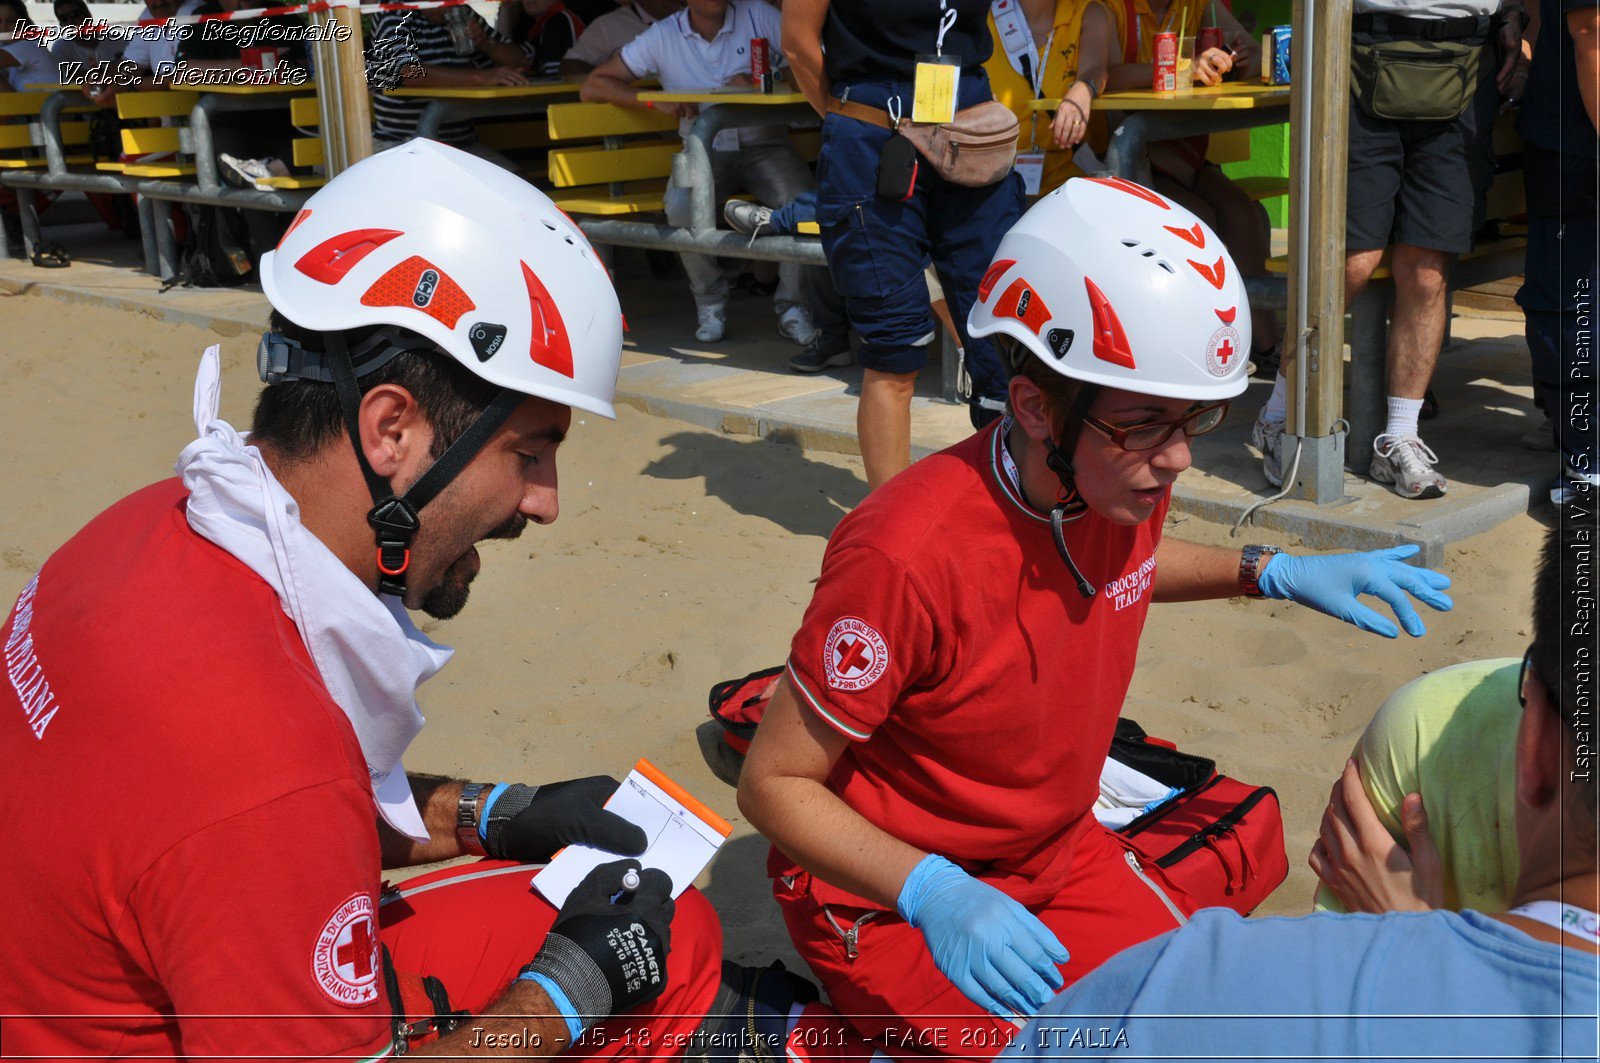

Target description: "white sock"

left=1385, top=397, right=1423, bottom=440
left=1262, top=373, right=1288, bottom=423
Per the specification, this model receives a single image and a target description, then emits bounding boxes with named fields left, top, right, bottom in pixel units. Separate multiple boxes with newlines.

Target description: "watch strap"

left=456, top=782, right=489, bottom=857
left=1239, top=544, right=1282, bottom=599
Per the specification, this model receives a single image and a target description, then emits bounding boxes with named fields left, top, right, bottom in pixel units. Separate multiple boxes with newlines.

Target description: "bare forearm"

left=1151, top=537, right=1244, bottom=602
left=580, top=70, right=640, bottom=106
left=739, top=771, right=923, bottom=909
left=786, top=40, right=828, bottom=115
left=379, top=773, right=471, bottom=868
left=412, top=980, right=572, bottom=1057
left=484, top=40, right=527, bottom=71
left=1574, top=10, right=1600, bottom=133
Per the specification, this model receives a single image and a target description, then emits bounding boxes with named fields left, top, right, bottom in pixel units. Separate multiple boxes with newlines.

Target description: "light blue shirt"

left=1006, top=908, right=1600, bottom=1063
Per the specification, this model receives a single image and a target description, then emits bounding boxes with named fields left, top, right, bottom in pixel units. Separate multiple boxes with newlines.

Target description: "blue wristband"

left=478, top=782, right=511, bottom=842
left=518, top=970, right=586, bottom=1042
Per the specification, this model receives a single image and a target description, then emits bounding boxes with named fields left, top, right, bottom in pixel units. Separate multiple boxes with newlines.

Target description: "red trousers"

left=379, top=860, right=724, bottom=1058
left=775, top=826, right=1193, bottom=1061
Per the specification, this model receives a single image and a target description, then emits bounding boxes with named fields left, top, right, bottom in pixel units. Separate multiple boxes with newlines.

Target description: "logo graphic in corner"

left=412, top=268, right=439, bottom=308
left=823, top=617, right=889, bottom=692
left=1205, top=325, right=1242, bottom=378
left=312, top=893, right=379, bottom=1007
left=1047, top=328, right=1075, bottom=360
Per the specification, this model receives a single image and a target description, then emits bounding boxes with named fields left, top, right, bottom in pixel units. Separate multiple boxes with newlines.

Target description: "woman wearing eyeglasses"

left=737, top=178, right=1456, bottom=1059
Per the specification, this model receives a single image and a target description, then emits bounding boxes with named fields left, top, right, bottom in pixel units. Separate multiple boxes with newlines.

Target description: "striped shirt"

left=369, top=10, right=511, bottom=146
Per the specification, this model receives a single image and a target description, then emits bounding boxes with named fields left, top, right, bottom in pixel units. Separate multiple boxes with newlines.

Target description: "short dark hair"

left=1532, top=517, right=1598, bottom=813
left=0, top=0, right=31, bottom=21
left=999, top=337, right=1087, bottom=441
left=250, top=311, right=501, bottom=462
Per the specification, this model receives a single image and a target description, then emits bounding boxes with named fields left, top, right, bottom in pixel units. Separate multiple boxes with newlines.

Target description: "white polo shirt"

left=618, top=0, right=787, bottom=146
left=124, top=0, right=201, bottom=73
left=565, top=2, right=658, bottom=68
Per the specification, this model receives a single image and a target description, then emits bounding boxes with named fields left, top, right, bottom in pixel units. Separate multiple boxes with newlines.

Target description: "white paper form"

left=532, top=760, right=731, bottom=907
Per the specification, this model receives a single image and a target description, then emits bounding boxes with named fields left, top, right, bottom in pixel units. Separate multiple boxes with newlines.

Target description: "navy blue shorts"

left=816, top=76, right=1025, bottom=406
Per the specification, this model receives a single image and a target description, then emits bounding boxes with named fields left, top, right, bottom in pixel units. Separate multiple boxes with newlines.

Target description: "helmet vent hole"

left=1141, top=250, right=1155, bottom=258
left=563, top=236, right=575, bottom=245
left=1158, top=261, right=1176, bottom=275
left=541, top=220, right=557, bottom=231
left=1121, top=239, right=1139, bottom=248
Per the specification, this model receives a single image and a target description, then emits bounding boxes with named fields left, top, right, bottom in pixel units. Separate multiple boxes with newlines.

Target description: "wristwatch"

left=1238, top=544, right=1283, bottom=599
left=456, top=782, right=490, bottom=857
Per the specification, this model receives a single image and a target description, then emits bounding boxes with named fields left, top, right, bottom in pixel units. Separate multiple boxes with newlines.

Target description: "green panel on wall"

left=1221, top=0, right=1293, bottom=225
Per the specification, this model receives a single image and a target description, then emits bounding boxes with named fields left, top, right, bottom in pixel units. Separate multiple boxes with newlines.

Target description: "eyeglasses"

left=1082, top=401, right=1230, bottom=452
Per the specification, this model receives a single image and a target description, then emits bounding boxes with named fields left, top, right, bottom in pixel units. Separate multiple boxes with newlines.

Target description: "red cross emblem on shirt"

left=336, top=916, right=374, bottom=980
left=834, top=635, right=871, bottom=676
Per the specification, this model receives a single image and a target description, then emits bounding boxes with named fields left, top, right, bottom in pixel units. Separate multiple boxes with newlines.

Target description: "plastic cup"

left=1174, top=36, right=1197, bottom=92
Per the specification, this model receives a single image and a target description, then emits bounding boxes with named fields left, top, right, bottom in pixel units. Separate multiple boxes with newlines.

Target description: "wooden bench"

left=96, top=90, right=198, bottom=178
left=0, top=92, right=102, bottom=171
left=545, top=101, right=820, bottom=234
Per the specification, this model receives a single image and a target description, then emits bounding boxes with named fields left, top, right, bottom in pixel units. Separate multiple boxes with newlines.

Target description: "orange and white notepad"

left=531, top=759, right=733, bottom=906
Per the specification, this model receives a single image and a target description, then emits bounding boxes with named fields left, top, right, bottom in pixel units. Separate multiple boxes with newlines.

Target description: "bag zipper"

left=1123, top=850, right=1187, bottom=927
left=821, top=906, right=881, bottom=960
left=1119, top=775, right=1222, bottom=837
left=1152, top=786, right=1276, bottom=869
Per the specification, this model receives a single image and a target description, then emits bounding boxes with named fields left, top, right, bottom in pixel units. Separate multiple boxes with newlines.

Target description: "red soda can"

left=1152, top=31, right=1177, bottom=92
left=750, top=36, right=774, bottom=93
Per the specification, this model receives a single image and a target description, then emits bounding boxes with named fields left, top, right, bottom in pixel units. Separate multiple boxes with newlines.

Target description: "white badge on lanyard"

left=1014, top=151, right=1045, bottom=195
left=913, top=0, right=961, bottom=123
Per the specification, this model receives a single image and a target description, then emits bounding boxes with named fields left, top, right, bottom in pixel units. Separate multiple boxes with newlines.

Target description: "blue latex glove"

left=1255, top=545, right=1453, bottom=638
left=897, top=854, right=1069, bottom=1019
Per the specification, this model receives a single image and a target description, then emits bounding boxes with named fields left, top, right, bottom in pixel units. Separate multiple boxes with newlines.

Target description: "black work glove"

left=481, top=776, right=648, bottom=862
left=518, top=860, right=674, bottom=1034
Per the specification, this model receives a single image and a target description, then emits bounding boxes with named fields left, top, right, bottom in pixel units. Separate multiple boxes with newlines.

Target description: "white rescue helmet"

left=967, top=176, right=1252, bottom=403
left=260, top=138, right=623, bottom=418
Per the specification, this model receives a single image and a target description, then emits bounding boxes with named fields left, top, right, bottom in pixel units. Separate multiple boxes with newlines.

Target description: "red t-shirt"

left=783, top=422, right=1167, bottom=908
left=0, top=480, right=394, bottom=1062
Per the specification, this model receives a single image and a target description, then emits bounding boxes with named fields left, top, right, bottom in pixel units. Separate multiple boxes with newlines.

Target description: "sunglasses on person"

left=1082, top=401, right=1231, bottom=452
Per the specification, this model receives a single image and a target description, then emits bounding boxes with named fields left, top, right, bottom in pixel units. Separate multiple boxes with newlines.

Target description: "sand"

left=0, top=288, right=1548, bottom=969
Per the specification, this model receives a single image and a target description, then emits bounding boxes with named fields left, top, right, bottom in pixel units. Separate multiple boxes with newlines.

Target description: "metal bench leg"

left=154, top=200, right=179, bottom=280
left=17, top=188, right=44, bottom=263
left=1345, top=282, right=1391, bottom=474
left=137, top=196, right=160, bottom=277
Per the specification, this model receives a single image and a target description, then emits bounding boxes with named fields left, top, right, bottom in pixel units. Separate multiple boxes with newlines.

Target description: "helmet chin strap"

left=322, top=332, right=524, bottom=599
left=1042, top=384, right=1100, bottom=600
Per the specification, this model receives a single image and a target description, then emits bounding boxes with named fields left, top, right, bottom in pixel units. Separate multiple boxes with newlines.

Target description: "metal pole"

left=1282, top=0, right=1352, bottom=504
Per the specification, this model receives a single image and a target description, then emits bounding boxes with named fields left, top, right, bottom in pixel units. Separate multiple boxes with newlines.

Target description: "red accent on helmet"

left=522, top=261, right=575, bottom=378
left=1085, top=277, right=1137, bottom=369
left=1164, top=222, right=1206, bottom=248
left=359, top=255, right=476, bottom=329
left=1189, top=256, right=1227, bottom=290
left=278, top=208, right=313, bottom=250
left=994, top=277, right=1053, bottom=336
left=294, top=227, right=403, bottom=285
left=1088, top=177, right=1170, bottom=210
left=1216, top=305, right=1238, bottom=324
left=978, top=258, right=1015, bottom=303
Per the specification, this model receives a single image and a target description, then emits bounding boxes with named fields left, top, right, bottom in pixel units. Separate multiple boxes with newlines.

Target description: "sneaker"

left=1550, top=464, right=1600, bottom=507
left=777, top=303, right=819, bottom=346
left=685, top=961, right=818, bottom=1063
left=1370, top=433, right=1447, bottom=499
left=1251, top=413, right=1286, bottom=488
left=1249, top=342, right=1282, bottom=380
left=695, top=303, right=727, bottom=343
left=219, top=153, right=278, bottom=191
left=1519, top=415, right=1556, bottom=452
left=723, top=199, right=772, bottom=238
left=789, top=331, right=853, bottom=373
